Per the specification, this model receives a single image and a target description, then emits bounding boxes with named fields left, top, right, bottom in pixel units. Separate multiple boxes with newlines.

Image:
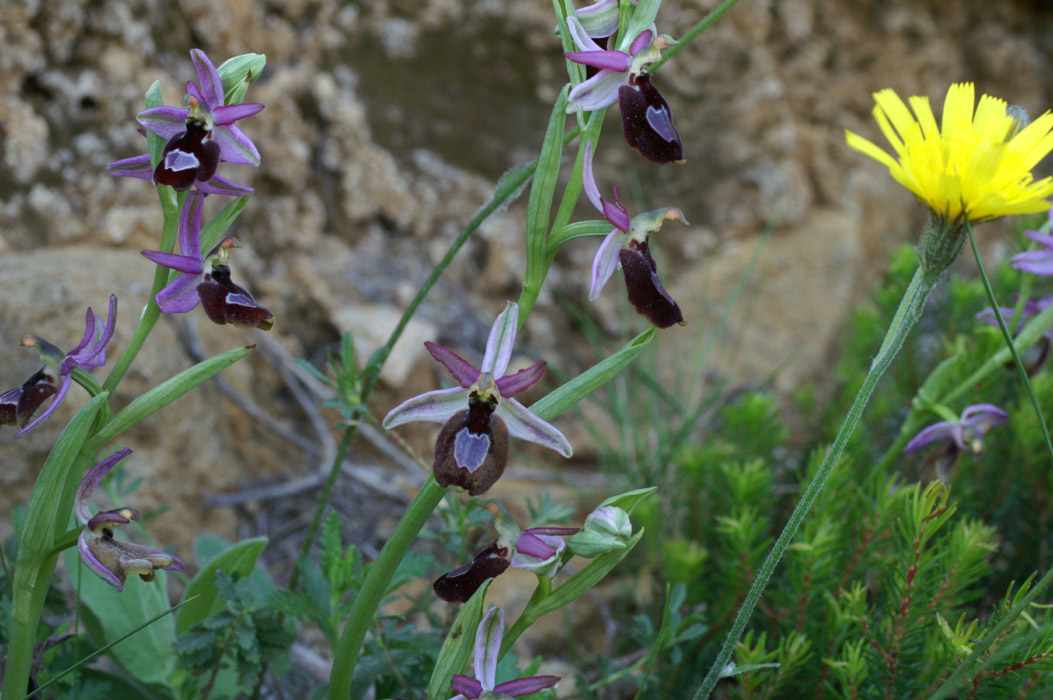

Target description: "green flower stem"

left=694, top=264, right=938, bottom=699
left=327, top=477, right=448, bottom=700
left=928, top=224, right=1053, bottom=698
left=102, top=185, right=183, bottom=395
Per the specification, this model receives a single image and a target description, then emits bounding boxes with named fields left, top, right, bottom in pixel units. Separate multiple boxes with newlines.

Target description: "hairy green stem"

left=928, top=226, right=1053, bottom=698
left=328, top=477, right=447, bottom=699
left=694, top=265, right=938, bottom=698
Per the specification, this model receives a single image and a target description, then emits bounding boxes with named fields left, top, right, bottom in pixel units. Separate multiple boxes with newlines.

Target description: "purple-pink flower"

left=450, top=606, right=559, bottom=700
left=564, top=16, right=684, bottom=163
left=904, top=404, right=1009, bottom=455
left=583, top=140, right=686, bottom=328
left=433, top=525, right=578, bottom=603
left=75, top=449, right=184, bottom=591
left=383, top=302, right=571, bottom=495
left=107, top=49, right=263, bottom=195
left=142, top=191, right=274, bottom=330
left=1011, top=226, right=1053, bottom=276
left=0, top=295, right=117, bottom=436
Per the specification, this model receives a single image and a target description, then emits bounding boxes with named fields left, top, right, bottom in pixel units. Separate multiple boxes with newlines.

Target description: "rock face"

left=1, top=0, right=1052, bottom=544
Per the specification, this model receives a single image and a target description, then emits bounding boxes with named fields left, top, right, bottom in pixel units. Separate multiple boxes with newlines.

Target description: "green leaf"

left=3, top=393, right=108, bottom=699
left=176, top=537, right=268, bottom=634
left=531, top=327, right=656, bottom=421
left=85, top=345, right=254, bottom=452
left=545, top=219, right=612, bottom=262
left=522, top=84, right=569, bottom=296
left=63, top=547, right=178, bottom=687
left=622, top=0, right=662, bottom=50
left=427, top=579, right=492, bottom=700
left=199, top=196, right=250, bottom=255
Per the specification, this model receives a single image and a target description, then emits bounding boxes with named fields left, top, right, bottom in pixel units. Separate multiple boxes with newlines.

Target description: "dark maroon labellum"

left=619, top=239, right=684, bottom=329
left=197, top=265, right=275, bottom=330
left=618, top=73, right=685, bottom=164
left=0, top=369, right=58, bottom=429
left=433, top=541, right=511, bottom=602
left=154, top=121, right=221, bottom=190
left=433, top=400, right=509, bottom=496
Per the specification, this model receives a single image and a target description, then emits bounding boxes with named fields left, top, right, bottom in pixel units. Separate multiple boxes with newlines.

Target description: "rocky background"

left=1, top=0, right=1053, bottom=592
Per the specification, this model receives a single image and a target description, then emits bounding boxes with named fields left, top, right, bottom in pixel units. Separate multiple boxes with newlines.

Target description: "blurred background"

left=1, top=0, right=1052, bottom=605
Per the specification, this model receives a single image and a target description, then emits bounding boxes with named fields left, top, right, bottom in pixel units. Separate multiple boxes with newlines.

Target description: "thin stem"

left=103, top=186, right=182, bottom=394
left=694, top=265, right=938, bottom=699
left=327, top=477, right=447, bottom=700
left=927, top=225, right=1053, bottom=699
left=647, top=0, right=744, bottom=73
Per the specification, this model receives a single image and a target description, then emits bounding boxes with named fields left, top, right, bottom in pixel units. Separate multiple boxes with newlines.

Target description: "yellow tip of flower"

left=846, top=82, right=1053, bottom=223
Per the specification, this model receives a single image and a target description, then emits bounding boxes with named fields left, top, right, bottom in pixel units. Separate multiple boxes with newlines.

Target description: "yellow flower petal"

left=846, top=82, right=1053, bottom=223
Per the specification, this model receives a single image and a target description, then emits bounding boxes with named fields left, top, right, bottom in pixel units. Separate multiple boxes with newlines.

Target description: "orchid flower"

left=0, top=295, right=117, bottom=435
left=75, top=449, right=184, bottom=591
left=142, top=191, right=274, bottom=330
left=383, top=302, right=571, bottom=495
left=583, top=140, right=686, bottom=328
left=564, top=16, right=684, bottom=163
left=433, top=524, right=578, bottom=603
left=107, top=49, right=263, bottom=194
left=1011, top=227, right=1053, bottom=276
left=449, top=607, right=560, bottom=700
left=904, top=404, right=1009, bottom=455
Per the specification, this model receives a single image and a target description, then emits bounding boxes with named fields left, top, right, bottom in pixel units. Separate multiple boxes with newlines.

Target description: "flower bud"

left=568, top=506, right=632, bottom=557
left=217, top=53, right=267, bottom=106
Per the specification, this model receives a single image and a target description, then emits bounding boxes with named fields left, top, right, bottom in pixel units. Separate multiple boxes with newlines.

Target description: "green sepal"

left=522, top=84, right=570, bottom=305
left=85, top=345, right=254, bottom=453
left=176, top=536, right=269, bottom=634
left=622, top=0, right=663, bottom=51
left=145, top=80, right=166, bottom=172
left=531, top=327, right=656, bottom=421
left=217, top=53, right=266, bottom=105
left=427, top=579, right=493, bottom=700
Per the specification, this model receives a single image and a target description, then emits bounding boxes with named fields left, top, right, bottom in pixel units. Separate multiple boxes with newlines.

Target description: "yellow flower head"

left=846, top=83, right=1053, bottom=223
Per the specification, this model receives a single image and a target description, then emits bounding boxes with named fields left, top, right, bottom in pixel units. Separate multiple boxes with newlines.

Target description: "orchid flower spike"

left=0, top=295, right=117, bottom=436
left=383, top=302, right=572, bottom=495
left=583, top=140, right=686, bottom=328
left=107, top=49, right=263, bottom=195
left=75, top=449, right=184, bottom=591
left=904, top=404, right=1009, bottom=456
left=564, top=16, right=684, bottom=163
left=142, top=191, right=274, bottom=330
left=449, top=607, right=560, bottom=700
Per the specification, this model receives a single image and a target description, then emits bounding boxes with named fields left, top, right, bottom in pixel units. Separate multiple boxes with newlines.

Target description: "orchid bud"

left=569, top=506, right=632, bottom=557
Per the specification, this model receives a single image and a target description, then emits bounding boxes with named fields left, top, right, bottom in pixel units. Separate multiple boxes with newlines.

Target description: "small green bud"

left=568, top=506, right=631, bottom=558
left=217, top=53, right=266, bottom=106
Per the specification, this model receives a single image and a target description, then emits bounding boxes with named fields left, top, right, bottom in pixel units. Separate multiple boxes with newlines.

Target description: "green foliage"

left=174, top=571, right=295, bottom=698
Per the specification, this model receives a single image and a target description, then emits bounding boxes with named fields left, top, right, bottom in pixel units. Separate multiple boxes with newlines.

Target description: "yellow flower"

left=846, top=83, right=1053, bottom=223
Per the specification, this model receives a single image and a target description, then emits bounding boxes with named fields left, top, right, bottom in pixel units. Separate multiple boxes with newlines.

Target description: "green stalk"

left=102, top=186, right=182, bottom=394
left=927, top=225, right=1053, bottom=697
left=694, top=264, right=939, bottom=698
left=327, top=477, right=447, bottom=699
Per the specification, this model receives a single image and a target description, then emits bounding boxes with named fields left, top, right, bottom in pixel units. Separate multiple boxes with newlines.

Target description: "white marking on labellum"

left=645, top=106, right=677, bottom=143
left=453, top=428, right=490, bottom=473
left=165, top=149, right=200, bottom=172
